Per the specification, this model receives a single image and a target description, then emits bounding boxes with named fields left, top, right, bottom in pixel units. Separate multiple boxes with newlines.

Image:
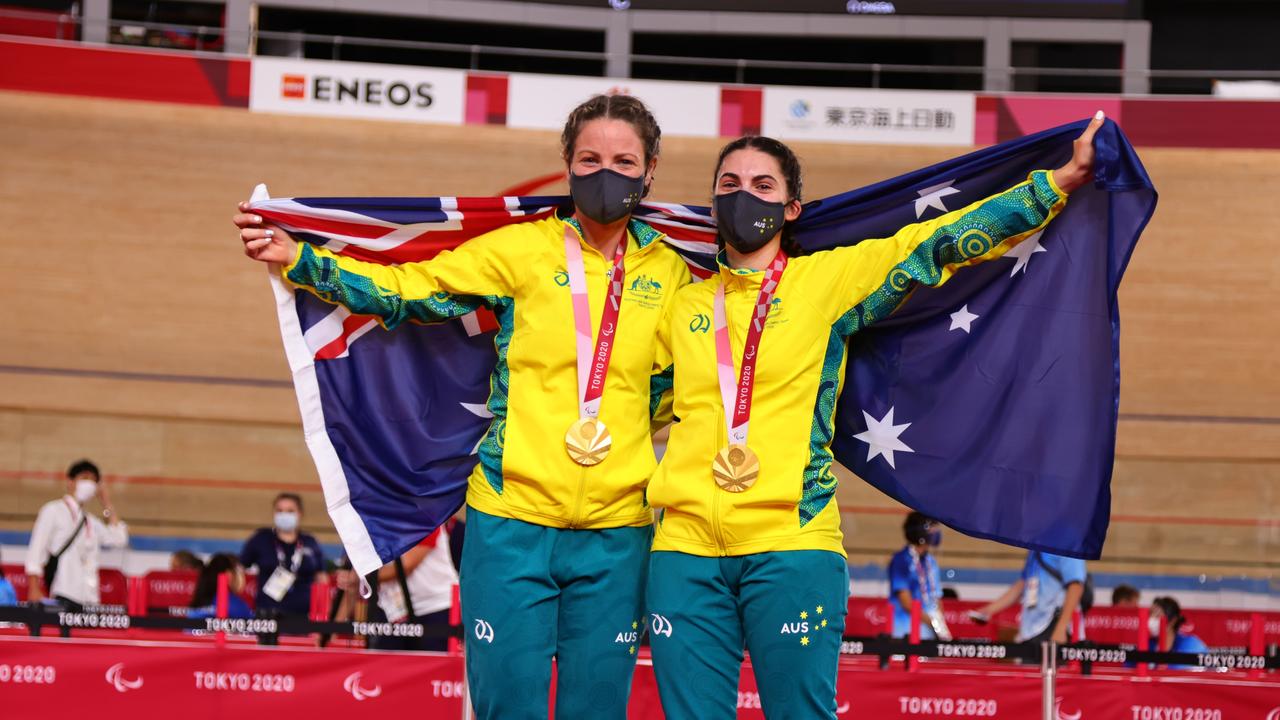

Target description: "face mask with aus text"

left=569, top=168, right=645, bottom=226
left=714, top=190, right=787, bottom=255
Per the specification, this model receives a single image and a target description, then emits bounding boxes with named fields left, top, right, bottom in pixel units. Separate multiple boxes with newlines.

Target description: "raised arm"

left=280, top=226, right=524, bottom=330
left=811, top=112, right=1102, bottom=329
left=235, top=203, right=525, bottom=330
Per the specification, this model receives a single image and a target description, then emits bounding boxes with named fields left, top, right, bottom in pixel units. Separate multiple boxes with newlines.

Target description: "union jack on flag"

left=252, top=119, right=1155, bottom=576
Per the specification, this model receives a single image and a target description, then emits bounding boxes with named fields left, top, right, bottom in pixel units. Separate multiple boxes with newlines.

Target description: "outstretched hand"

left=234, top=201, right=298, bottom=264
left=1052, top=111, right=1105, bottom=194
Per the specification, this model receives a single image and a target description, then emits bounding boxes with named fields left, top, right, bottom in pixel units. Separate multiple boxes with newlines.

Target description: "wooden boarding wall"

left=1, top=90, right=1276, bottom=577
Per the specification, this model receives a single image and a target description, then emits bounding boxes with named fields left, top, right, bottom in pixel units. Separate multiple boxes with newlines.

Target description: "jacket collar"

left=716, top=249, right=768, bottom=292
left=562, top=216, right=664, bottom=256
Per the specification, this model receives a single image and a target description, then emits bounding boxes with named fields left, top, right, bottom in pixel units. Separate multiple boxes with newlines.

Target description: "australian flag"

left=253, top=118, right=1152, bottom=574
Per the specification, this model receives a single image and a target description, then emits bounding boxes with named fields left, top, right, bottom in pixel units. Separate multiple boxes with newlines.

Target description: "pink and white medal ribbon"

left=711, top=251, right=787, bottom=492
left=563, top=224, right=627, bottom=466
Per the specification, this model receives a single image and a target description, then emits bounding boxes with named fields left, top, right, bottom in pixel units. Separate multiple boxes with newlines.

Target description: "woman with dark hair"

left=1148, top=596, right=1209, bottom=667
left=189, top=552, right=252, bottom=619
left=644, top=118, right=1103, bottom=719
left=233, top=95, right=690, bottom=718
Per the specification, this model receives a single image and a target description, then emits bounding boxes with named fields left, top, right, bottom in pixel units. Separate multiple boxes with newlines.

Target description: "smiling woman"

left=643, top=118, right=1100, bottom=720
left=232, top=93, right=691, bottom=719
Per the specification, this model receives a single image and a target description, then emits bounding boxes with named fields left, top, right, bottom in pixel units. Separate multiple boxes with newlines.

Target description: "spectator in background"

left=239, top=493, right=326, bottom=622
left=372, top=524, right=459, bottom=651
left=24, top=459, right=129, bottom=609
left=888, top=512, right=951, bottom=640
left=971, top=550, right=1087, bottom=645
left=171, top=549, right=204, bottom=572
left=0, top=550, right=18, bottom=605
left=189, top=553, right=252, bottom=619
left=941, top=587, right=960, bottom=601
left=1112, top=584, right=1140, bottom=607
left=1149, top=596, right=1208, bottom=657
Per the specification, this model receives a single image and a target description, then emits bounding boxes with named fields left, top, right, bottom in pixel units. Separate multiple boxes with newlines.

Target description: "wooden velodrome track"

left=1, top=89, right=1276, bottom=577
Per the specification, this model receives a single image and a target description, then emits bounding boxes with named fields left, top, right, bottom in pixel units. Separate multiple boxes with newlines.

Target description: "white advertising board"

left=763, top=86, right=975, bottom=146
left=506, top=73, right=720, bottom=138
left=250, top=57, right=466, bottom=125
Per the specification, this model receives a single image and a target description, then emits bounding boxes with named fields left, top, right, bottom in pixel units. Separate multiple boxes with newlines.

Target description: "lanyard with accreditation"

left=711, top=251, right=787, bottom=492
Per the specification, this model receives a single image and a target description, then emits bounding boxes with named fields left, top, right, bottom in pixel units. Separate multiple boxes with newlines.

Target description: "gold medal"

left=566, top=417, right=612, bottom=466
left=712, top=443, right=759, bottom=492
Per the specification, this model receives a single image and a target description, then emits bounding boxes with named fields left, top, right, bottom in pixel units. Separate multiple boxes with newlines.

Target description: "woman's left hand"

left=1052, top=111, right=1105, bottom=194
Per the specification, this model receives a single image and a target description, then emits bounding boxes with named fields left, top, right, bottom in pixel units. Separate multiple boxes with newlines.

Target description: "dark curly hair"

left=712, top=135, right=805, bottom=256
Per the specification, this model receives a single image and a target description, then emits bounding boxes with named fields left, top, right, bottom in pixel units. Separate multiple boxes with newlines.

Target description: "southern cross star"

left=949, top=305, right=979, bottom=333
left=1005, top=230, right=1047, bottom=276
left=914, top=181, right=961, bottom=218
left=853, top=407, right=915, bottom=469
left=461, top=402, right=494, bottom=454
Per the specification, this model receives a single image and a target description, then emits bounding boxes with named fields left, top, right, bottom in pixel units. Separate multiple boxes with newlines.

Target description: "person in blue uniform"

left=1149, top=596, right=1209, bottom=669
left=887, top=513, right=950, bottom=640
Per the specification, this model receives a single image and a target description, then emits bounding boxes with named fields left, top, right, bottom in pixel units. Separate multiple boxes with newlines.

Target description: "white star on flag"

left=461, top=402, right=494, bottom=454
left=1005, top=230, right=1047, bottom=276
left=853, top=407, right=914, bottom=469
left=913, top=181, right=961, bottom=218
left=949, top=305, right=979, bottom=333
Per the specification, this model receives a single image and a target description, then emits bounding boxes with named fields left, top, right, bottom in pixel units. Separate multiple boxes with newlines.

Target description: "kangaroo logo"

left=343, top=672, right=383, bottom=701
left=474, top=618, right=495, bottom=643
left=650, top=613, right=674, bottom=638
left=629, top=275, right=663, bottom=295
left=689, top=313, right=711, bottom=333
left=105, top=663, right=144, bottom=693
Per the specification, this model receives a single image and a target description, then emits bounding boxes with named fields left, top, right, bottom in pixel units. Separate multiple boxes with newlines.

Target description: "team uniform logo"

left=689, top=313, right=711, bottom=333
left=614, top=619, right=642, bottom=655
left=781, top=604, right=831, bottom=647
left=473, top=618, right=495, bottom=643
left=626, top=274, right=664, bottom=309
left=650, top=613, right=674, bottom=638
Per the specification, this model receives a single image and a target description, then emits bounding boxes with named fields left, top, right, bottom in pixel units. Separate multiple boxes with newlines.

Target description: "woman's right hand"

left=234, top=201, right=299, bottom=264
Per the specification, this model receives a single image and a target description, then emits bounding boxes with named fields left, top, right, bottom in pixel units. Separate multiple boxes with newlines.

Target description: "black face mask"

left=569, top=168, right=645, bottom=225
left=714, top=190, right=787, bottom=255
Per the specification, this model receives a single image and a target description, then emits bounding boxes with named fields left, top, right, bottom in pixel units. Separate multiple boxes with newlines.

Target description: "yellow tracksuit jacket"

left=648, top=170, right=1068, bottom=557
left=283, top=215, right=692, bottom=529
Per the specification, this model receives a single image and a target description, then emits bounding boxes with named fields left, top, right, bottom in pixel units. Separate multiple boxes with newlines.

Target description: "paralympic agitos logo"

left=281, top=73, right=435, bottom=108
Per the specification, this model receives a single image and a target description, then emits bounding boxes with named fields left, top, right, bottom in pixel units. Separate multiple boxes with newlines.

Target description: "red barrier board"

left=846, top=597, right=1019, bottom=641
left=0, top=6, right=74, bottom=39
left=2, top=564, right=126, bottom=605
left=0, top=37, right=249, bottom=107
left=976, top=94, right=1280, bottom=149
left=2, top=637, right=1275, bottom=718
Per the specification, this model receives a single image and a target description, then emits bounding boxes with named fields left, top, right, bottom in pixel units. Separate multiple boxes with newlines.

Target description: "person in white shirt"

left=372, top=525, right=459, bottom=651
left=24, top=460, right=129, bottom=608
